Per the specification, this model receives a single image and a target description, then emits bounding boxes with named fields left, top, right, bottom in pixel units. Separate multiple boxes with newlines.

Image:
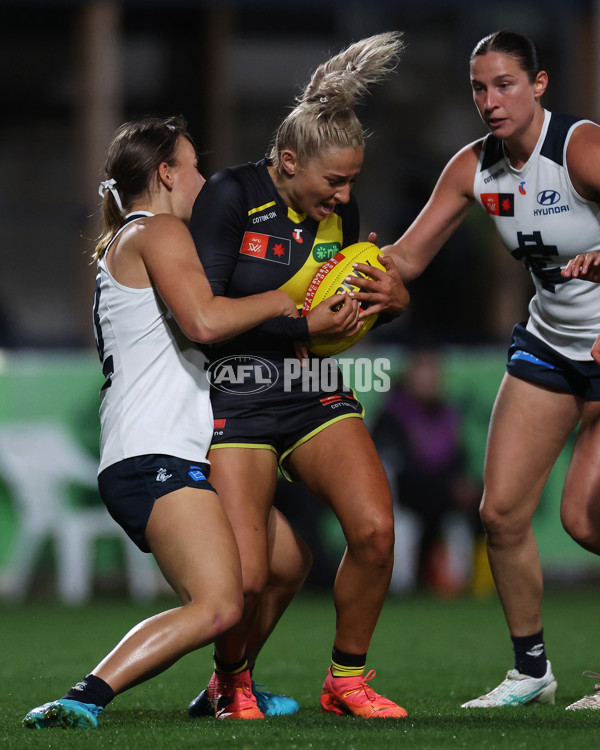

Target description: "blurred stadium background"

left=1, top=0, right=600, bottom=605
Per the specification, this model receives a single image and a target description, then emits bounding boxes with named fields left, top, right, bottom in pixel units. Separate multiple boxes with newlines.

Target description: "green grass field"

left=1, top=589, right=599, bottom=749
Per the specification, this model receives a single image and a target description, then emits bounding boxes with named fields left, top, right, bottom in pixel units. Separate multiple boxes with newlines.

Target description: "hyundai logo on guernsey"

left=188, top=465, right=206, bottom=482
left=537, top=190, right=560, bottom=206
left=534, top=189, right=569, bottom=216
left=207, top=356, right=279, bottom=394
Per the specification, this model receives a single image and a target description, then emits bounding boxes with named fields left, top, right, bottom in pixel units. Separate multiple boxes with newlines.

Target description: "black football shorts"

left=98, top=454, right=215, bottom=552
left=208, top=354, right=364, bottom=479
left=506, top=322, right=600, bottom=401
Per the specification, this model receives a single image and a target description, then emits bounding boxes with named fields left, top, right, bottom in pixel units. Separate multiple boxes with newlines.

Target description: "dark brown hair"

left=471, top=30, right=543, bottom=83
left=94, top=115, right=195, bottom=260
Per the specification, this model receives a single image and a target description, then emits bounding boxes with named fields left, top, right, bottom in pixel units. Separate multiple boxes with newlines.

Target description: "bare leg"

left=561, top=399, right=600, bottom=553
left=93, top=487, right=243, bottom=694
left=287, top=418, right=395, bottom=654
left=245, top=507, right=312, bottom=668
left=481, top=374, right=581, bottom=636
left=207, top=448, right=279, bottom=665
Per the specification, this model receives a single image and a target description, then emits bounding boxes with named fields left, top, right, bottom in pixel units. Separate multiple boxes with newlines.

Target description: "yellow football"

left=302, top=242, right=386, bottom=357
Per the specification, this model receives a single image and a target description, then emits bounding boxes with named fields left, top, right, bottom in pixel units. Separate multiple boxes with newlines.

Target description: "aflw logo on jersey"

left=481, top=193, right=514, bottom=216
left=240, top=232, right=291, bottom=264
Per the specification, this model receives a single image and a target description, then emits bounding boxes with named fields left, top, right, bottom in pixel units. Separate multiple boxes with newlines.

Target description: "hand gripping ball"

left=301, top=242, right=386, bottom=357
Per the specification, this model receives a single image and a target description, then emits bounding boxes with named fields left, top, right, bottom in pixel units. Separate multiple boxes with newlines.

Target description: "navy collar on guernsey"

left=122, top=210, right=154, bottom=226
left=102, top=211, right=155, bottom=260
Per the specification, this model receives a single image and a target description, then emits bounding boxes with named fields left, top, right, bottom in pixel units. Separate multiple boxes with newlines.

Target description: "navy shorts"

left=506, top=323, right=600, bottom=401
left=208, top=354, right=364, bottom=479
left=98, top=454, right=215, bottom=552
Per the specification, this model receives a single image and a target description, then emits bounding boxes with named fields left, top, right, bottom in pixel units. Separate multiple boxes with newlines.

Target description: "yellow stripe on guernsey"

left=278, top=207, right=344, bottom=307
left=248, top=201, right=277, bottom=216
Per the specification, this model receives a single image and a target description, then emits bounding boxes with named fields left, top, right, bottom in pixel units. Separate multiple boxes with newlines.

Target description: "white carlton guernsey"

left=474, top=109, right=600, bottom=359
left=93, top=212, right=213, bottom=473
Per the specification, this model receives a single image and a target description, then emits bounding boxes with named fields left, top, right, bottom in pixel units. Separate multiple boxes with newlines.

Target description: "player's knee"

left=210, top=598, right=245, bottom=637
left=241, top=565, right=269, bottom=604
left=479, top=496, right=523, bottom=543
left=265, top=543, right=312, bottom=594
left=181, top=596, right=244, bottom=647
left=347, top=511, right=395, bottom=563
left=561, top=509, right=600, bottom=553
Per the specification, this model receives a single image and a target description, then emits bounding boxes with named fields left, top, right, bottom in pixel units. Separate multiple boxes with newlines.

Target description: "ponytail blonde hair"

left=268, top=31, right=405, bottom=168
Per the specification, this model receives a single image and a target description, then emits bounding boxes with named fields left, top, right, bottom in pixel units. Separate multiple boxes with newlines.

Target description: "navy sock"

left=511, top=629, right=547, bottom=678
left=62, top=674, right=115, bottom=708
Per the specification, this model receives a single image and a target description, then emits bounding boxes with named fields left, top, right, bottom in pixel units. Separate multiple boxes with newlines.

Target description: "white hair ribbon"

left=98, top=178, right=124, bottom=213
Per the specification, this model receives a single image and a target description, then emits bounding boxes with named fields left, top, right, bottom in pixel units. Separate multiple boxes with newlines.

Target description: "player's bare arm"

left=347, top=142, right=480, bottom=315
left=566, top=122, right=600, bottom=203
left=141, top=215, right=297, bottom=343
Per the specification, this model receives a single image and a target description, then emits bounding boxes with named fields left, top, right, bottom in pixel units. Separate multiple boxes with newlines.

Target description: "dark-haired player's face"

left=287, top=147, right=363, bottom=222
left=470, top=51, right=546, bottom=142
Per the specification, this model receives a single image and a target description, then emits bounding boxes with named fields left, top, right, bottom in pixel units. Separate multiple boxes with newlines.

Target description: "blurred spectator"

left=371, top=346, right=482, bottom=595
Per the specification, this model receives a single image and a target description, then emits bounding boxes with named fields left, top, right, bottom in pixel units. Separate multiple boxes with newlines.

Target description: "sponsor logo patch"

left=537, top=190, right=560, bottom=206
left=312, top=242, right=342, bottom=262
left=156, top=468, right=172, bottom=483
left=188, top=465, right=206, bottom=482
left=240, top=232, right=291, bottom=264
left=481, top=193, right=514, bottom=216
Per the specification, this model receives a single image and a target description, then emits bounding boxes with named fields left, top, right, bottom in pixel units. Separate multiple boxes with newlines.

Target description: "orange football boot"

left=207, top=668, right=264, bottom=720
left=320, top=668, right=408, bottom=719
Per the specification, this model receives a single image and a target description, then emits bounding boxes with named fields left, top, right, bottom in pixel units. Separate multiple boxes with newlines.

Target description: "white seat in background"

left=0, top=421, right=161, bottom=604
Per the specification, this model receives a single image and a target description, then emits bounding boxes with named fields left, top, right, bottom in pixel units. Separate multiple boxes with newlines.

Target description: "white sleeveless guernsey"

left=474, top=109, right=600, bottom=359
left=93, top=212, right=213, bottom=473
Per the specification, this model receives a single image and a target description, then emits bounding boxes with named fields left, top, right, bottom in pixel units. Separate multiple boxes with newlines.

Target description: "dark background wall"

left=0, top=0, right=597, bottom=350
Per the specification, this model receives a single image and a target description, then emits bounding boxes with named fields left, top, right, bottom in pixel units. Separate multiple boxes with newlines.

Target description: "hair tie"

left=98, top=178, right=124, bottom=213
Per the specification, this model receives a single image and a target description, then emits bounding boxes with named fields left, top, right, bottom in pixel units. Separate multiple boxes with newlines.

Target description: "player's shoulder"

left=197, top=160, right=270, bottom=216
left=439, top=139, right=483, bottom=195
left=566, top=118, right=600, bottom=147
left=205, top=159, right=266, bottom=191
left=123, top=213, right=188, bottom=251
left=564, top=117, right=600, bottom=201
left=456, top=137, right=486, bottom=167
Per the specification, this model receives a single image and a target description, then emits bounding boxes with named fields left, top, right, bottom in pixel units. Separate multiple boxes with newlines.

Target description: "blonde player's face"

left=470, top=51, right=546, bottom=142
left=170, top=136, right=206, bottom=223
left=284, top=146, right=364, bottom=222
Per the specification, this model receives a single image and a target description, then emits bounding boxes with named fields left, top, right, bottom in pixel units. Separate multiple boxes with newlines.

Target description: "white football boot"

left=461, top=660, right=557, bottom=708
left=565, top=671, right=600, bottom=710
